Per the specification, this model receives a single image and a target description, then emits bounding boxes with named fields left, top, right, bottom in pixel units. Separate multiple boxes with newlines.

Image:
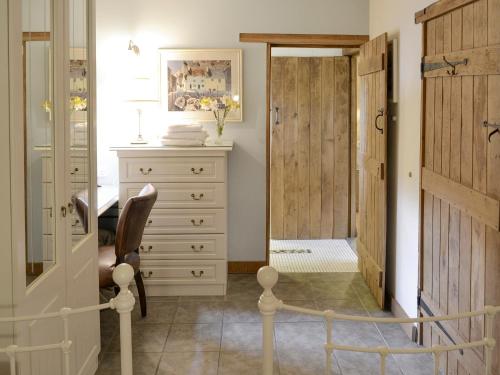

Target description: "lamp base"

left=130, top=134, right=148, bottom=144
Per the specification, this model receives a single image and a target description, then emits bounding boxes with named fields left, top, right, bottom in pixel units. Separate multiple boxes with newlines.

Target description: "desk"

left=97, top=185, right=118, bottom=217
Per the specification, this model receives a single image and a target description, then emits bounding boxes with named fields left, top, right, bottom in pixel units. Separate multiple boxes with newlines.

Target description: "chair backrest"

left=73, top=190, right=89, bottom=234
left=115, top=183, right=157, bottom=259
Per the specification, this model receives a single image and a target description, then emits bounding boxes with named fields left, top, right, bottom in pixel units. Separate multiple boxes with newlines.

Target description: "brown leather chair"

left=98, top=184, right=157, bottom=317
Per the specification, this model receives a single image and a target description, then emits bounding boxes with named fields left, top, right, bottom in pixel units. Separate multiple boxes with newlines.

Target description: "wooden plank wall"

left=357, top=33, right=388, bottom=308
left=270, top=56, right=351, bottom=240
left=419, top=0, right=500, bottom=373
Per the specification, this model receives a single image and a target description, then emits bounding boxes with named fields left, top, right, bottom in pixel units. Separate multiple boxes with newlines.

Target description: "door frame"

left=240, top=33, right=369, bottom=267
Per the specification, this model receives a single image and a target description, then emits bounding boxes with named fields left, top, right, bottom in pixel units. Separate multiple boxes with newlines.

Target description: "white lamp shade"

left=126, top=77, right=158, bottom=103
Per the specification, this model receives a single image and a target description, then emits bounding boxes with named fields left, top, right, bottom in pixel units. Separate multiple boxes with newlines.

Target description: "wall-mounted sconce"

left=128, top=40, right=140, bottom=56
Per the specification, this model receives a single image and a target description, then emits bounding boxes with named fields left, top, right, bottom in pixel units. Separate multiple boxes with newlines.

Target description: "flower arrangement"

left=200, top=95, right=240, bottom=140
left=70, top=96, right=87, bottom=112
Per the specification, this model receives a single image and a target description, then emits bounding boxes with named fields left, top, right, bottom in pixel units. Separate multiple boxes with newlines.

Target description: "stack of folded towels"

left=160, top=124, right=209, bottom=146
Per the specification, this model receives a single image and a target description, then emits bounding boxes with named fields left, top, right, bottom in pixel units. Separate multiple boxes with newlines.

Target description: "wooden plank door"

left=416, top=0, right=500, bottom=373
left=270, top=56, right=351, bottom=240
left=357, top=33, right=388, bottom=308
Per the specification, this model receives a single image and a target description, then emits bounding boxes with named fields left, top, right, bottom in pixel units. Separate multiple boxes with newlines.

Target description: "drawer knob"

left=140, top=245, right=153, bottom=253
left=70, top=167, right=79, bottom=175
left=140, top=167, right=153, bottom=175
left=147, top=219, right=153, bottom=225
left=141, top=271, right=153, bottom=279
left=191, top=245, right=205, bottom=252
left=190, top=193, right=204, bottom=201
left=191, top=270, right=204, bottom=278
left=191, top=219, right=204, bottom=226
left=190, top=167, right=204, bottom=175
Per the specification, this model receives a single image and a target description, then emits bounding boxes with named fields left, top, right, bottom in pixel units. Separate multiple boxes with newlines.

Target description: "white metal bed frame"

left=0, top=264, right=136, bottom=375
left=257, top=266, right=499, bottom=375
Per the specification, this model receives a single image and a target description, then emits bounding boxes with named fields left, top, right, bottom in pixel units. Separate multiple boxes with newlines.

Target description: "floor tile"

left=315, top=298, right=368, bottom=316
left=332, top=320, right=385, bottom=347
left=223, top=300, right=261, bottom=323
left=309, top=281, right=359, bottom=300
left=335, top=351, right=403, bottom=375
left=277, top=349, right=341, bottom=375
left=275, top=322, right=326, bottom=351
left=157, top=351, right=219, bottom=375
left=174, top=301, right=223, bottom=324
left=107, top=324, right=170, bottom=353
left=97, top=352, right=161, bottom=375
left=164, top=324, right=222, bottom=352
left=132, top=301, right=178, bottom=324
left=221, top=322, right=263, bottom=352
left=275, top=300, right=323, bottom=323
left=219, top=350, right=279, bottom=375
left=272, top=281, right=315, bottom=300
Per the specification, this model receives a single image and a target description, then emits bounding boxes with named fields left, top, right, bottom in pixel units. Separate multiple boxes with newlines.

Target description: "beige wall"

left=96, top=0, right=369, bottom=261
left=369, top=0, right=434, bottom=317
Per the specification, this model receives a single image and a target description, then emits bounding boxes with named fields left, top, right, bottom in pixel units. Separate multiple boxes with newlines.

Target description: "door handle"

left=61, top=206, right=67, bottom=218
left=190, top=219, right=204, bottom=226
left=67, top=202, right=75, bottom=214
left=191, top=270, right=204, bottom=278
left=191, top=193, right=204, bottom=201
left=140, top=245, right=153, bottom=253
left=375, top=108, right=384, bottom=134
left=191, top=167, right=204, bottom=175
left=274, top=107, right=280, bottom=125
left=70, top=167, right=79, bottom=175
left=191, top=245, right=204, bottom=252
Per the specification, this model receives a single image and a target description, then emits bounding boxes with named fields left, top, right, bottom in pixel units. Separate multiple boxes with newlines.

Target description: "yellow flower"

left=41, top=100, right=52, bottom=113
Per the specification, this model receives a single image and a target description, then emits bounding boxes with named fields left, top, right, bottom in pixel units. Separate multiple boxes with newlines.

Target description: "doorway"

left=268, top=47, right=359, bottom=273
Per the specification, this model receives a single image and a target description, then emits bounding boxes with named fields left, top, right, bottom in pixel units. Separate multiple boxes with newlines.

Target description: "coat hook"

left=442, top=56, right=468, bottom=76
left=483, top=121, right=500, bottom=143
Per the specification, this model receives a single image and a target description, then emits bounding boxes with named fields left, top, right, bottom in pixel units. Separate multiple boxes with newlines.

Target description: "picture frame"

left=159, top=49, right=243, bottom=122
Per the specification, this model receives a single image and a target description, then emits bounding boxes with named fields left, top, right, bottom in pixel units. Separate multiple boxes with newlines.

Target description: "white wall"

left=96, top=0, right=369, bottom=261
left=369, top=0, right=434, bottom=317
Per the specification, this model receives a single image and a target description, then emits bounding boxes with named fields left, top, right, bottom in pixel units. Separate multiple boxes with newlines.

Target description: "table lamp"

left=127, top=77, right=158, bottom=144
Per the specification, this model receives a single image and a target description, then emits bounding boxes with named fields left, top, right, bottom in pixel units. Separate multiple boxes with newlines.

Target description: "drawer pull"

left=191, top=270, right=204, bottom=278
left=139, top=167, right=153, bottom=175
left=147, top=219, right=153, bottom=225
left=140, top=245, right=153, bottom=253
left=70, top=167, right=79, bottom=175
left=141, top=271, right=153, bottom=279
left=190, top=167, right=204, bottom=175
left=190, top=219, right=204, bottom=226
left=190, top=193, right=204, bottom=201
left=191, top=245, right=205, bottom=252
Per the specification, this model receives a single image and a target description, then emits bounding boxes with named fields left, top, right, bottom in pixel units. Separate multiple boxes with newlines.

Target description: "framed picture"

left=159, top=49, right=243, bottom=122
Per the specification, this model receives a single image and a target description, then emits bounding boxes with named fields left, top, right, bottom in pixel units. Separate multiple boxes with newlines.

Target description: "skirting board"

left=228, top=261, right=267, bottom=273
left=391, top=296, right=418, bottom=342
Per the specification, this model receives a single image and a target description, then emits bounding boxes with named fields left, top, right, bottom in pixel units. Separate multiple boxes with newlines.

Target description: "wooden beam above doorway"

left=239, top=33, right=369, bottom=47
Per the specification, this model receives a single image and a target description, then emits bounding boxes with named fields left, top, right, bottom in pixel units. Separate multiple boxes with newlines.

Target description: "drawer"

left=120, top=182, right=225, bottom=209
left=144, top=209, right=225, bottom=235
left=120, top=157, right=225, bottom=183
left=139, top=260, right=226, bottom=284
left=139, top=234, right=226, bottom=260
left=69, top=159, right=89, bottom=183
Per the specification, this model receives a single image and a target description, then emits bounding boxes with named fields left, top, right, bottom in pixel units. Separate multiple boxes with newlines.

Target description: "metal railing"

left=257, top=266, right=499, bottom=375
left=0, top=263, right=136, bottom=375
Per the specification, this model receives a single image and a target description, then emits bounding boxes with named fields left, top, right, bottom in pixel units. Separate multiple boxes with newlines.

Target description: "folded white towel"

left=168, top=124, right=203, bottom=133
left=161, top=138, right=205, bottom=147
left=162, top=131, right=209, bottom=141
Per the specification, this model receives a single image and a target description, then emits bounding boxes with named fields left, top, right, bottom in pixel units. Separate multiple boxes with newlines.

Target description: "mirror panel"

left=23, top=0, right=55, bottom=285
left=69, top=0, right=90, bottom=247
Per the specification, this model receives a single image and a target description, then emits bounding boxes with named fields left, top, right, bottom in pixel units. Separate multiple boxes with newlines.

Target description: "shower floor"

left=269, top=239, right=358, bottom=273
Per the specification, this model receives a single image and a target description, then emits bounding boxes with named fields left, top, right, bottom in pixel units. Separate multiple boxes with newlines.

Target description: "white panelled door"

left=8, top=0, right=99, bottom=373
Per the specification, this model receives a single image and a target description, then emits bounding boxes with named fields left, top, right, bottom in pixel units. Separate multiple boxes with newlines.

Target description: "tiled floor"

left=98, top=272, right=434, bottom=374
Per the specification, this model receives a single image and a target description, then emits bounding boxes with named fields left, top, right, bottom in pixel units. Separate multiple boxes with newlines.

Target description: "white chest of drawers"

left=113, top=143, right=233, bottom=296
